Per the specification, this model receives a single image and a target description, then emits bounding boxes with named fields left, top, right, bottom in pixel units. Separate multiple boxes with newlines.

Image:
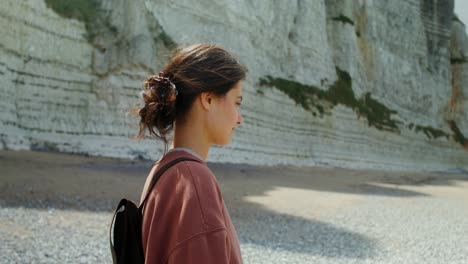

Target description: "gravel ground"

left=233, top=197, right=468, bottom=264
left=1, top=150, right=468, bottom=263
left=1, top=196, right=467, bottom=264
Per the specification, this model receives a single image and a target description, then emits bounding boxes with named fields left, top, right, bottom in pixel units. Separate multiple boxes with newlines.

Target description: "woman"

left=136, top=43, right=246, bottom=264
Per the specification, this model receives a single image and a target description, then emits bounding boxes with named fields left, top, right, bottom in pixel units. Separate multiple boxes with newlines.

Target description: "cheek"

left=207, top=105, right=230, bottom=141
left=227, top=106, right=238, bottom=128
left=215, top=105, right=237, bottom=142
left=228, top=104, right=238, bottom=121
left=220, top=105, right=235, bottom=129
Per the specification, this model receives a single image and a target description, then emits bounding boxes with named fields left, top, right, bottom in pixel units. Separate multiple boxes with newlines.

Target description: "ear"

left=200, top=92, right=213, bottom=111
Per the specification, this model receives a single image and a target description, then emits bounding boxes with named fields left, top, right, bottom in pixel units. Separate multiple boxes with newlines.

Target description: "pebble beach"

left=1, top=150, right=467, bottom=264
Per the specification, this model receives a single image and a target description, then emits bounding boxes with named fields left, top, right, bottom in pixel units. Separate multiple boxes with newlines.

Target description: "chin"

left=216, top=141, right=230, bottom=146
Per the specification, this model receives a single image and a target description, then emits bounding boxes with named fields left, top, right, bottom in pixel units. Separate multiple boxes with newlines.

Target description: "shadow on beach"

left=1, top=149, right=467, bottom=259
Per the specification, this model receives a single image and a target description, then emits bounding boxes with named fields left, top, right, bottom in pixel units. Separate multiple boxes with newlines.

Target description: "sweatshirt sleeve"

left=166, top=228, right=231, bottom=264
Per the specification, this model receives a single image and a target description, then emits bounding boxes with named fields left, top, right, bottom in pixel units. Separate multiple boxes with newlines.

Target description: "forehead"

left=222, top=81, right=242, bottom=101
left=230, top=81, right=242, bottom=94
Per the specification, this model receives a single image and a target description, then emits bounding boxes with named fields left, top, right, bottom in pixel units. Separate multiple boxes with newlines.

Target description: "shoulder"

left=179, top=161, right=226, bottom=228
left=180, top=161, right=222, bottom=199
left=150, top=160, right=226, bottom=229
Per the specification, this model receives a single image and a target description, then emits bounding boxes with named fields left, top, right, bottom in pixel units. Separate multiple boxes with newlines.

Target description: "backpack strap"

left=138, top=156, right=200, bottom=211
left=109, top=198, right=130, bottom=264
left=109, top=156, right=200, bottom=263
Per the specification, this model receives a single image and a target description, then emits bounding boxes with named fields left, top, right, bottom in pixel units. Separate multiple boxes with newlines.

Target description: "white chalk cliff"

left=0, top=0, right=467, bottom=172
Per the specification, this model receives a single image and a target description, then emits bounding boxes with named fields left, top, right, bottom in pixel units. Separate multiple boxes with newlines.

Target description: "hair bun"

left=145, top=72, right=177, bottom=97
left=137, top=71, right=178, bottom=145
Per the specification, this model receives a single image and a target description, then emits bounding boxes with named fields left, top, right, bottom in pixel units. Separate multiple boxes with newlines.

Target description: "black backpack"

left=109, top=157, right=199, bottom=264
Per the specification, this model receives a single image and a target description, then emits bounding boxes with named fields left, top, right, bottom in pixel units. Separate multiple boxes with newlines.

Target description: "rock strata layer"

left=0, top=0, right=467, bottom=172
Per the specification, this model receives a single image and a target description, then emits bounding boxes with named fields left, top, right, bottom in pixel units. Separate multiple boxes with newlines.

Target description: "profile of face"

left=204, top=81, right=243, bottom=146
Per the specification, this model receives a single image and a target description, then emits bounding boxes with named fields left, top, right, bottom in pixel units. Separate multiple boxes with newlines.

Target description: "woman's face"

left=207, top=81, right=243, bottom=146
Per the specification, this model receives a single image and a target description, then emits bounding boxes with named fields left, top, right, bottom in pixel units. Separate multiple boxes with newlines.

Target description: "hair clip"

left=157, top=71, right=178, bottom=96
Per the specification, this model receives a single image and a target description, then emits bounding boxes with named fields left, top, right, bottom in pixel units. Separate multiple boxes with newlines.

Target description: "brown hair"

left=134, top=43, right=247, bottom=150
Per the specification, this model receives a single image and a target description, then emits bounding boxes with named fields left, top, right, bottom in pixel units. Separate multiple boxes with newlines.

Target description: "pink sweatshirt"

left=140, top=149, right=243, bottom=264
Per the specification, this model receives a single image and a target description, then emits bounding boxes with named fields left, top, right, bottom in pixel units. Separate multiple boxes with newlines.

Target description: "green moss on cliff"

left=408, top=123, right=450, bottom=140
left=332, top=15, right=355, bottom=26
left=448, top=120, right=468, bottom=148
left=45, top=0, right=100, bottom=34
left=327, top=68, right=356, bottom=107
left=451, top=57, right=468, bottom=65
left=45, top=0, right=177, bottom=48
left=258, top=68, right=468, bottom=147
left=258, top=76, right=325, bottom=112
left=158, top=31, right=177, bottom=49
left=258, top=67, right=400, bottom=133
left=357, top=92, right=399, bottom=132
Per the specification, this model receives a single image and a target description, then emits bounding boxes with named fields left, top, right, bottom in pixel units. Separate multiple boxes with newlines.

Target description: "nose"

left=237, top=112, right=243, bottom=125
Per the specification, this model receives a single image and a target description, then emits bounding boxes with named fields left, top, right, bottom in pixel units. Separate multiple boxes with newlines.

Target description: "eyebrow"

left=237, top=96, right=243, bottom=102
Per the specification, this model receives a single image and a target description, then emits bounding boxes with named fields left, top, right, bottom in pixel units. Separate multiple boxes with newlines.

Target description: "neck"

left=171, top=119, right=210, bottom=161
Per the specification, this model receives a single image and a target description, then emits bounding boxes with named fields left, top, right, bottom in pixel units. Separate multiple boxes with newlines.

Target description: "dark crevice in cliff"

left=0, top=137, right=6, bottom=150
left=287, top=0, right=303, bottom=45
left=450, top=57, right=467, bottom=65
left=420, top=0, right=454, bottom=72
left=448, top=45, right=467, bottom=149
left=8, top=67, right=90, bottom=86
left=448, top=120, right=468, bottom=148
left=332, top=15, right=355, bottom=26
